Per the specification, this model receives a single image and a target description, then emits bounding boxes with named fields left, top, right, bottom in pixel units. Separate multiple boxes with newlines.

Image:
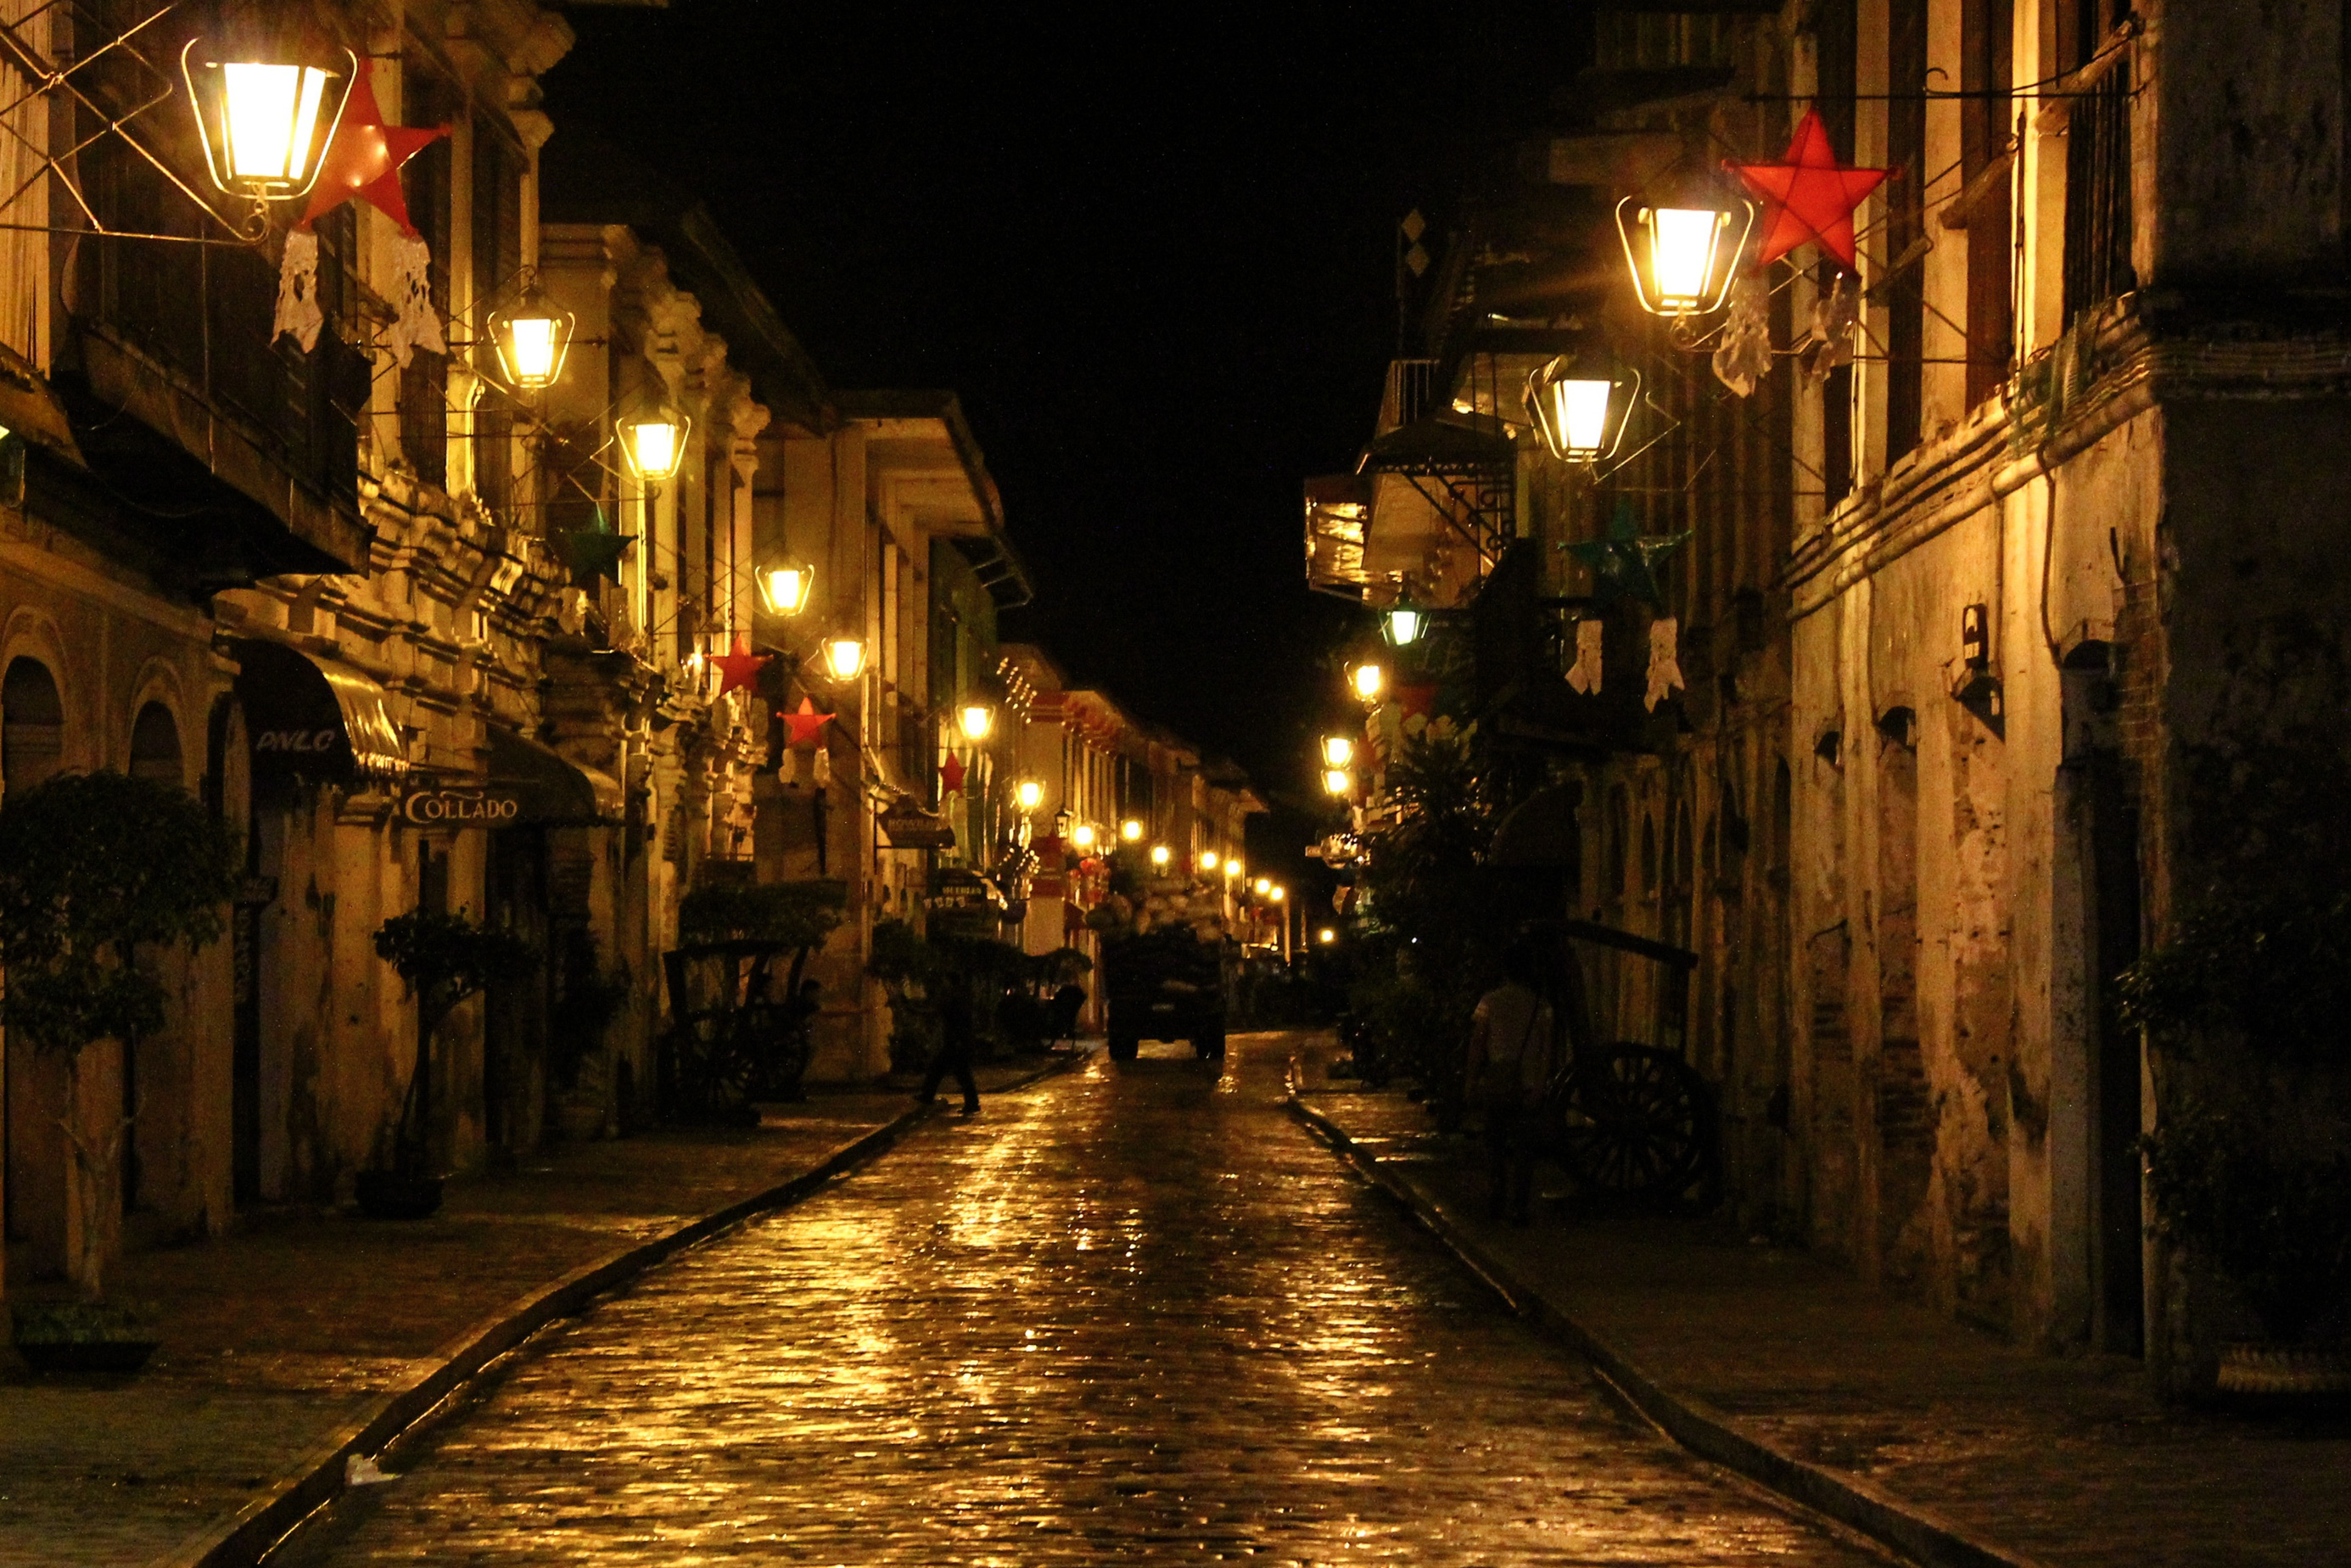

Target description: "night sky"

left=545, top=3, right=1595, bottom=875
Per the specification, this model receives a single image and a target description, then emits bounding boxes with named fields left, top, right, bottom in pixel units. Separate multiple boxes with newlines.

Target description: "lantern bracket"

left=0, top=3, right=266, bottom=248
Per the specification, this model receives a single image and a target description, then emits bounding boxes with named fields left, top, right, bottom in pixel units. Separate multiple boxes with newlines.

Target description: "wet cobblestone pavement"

left=279, top=1035, right=1879, bottom=1565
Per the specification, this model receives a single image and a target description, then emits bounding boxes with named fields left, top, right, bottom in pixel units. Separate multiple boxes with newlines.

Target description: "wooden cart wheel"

left=1549, top=1044, right=1715, bottom=1206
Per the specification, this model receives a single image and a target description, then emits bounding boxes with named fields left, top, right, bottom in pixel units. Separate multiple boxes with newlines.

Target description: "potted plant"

left=2122, top=881, right=2351, bottom=1396
left=365, top=908, right=535, bottom=1218
left=0, top=770, right=238, bottom=1371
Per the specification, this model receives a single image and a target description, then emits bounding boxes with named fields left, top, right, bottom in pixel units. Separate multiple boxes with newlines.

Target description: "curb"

left=160, top=1048, right=1092, bottom=1568
left=1286, top=1094, right=2049, bottom=1568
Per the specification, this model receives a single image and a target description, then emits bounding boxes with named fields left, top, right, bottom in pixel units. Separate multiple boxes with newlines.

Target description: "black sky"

left=544, top=3, right=1594, bottom=872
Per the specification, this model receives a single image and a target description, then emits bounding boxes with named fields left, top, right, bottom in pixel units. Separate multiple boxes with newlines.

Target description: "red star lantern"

left=1727, top=109, right=1888, bottom=270
left=711, top=636, right=769, bottom=697
left=780, top=697, right=832, bottom=748
left=301, top=59, right=448, bottom=234
left=939, top=753, right=968, bottom=793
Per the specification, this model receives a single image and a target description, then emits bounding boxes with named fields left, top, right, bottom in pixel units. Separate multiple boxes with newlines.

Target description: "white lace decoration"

left=1566, top=619, right=1604, bottom=695
left=271, top=228, right=323, bottom=352
left=1646, top=617, right=1686, bottom=712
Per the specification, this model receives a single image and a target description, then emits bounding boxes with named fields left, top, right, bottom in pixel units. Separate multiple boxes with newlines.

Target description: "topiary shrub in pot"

left=2122, top=882, right=2351, bottom=1396
left=0, top=770, right=238, bottom=1370
left=366, top=908, right=536, bottom=1218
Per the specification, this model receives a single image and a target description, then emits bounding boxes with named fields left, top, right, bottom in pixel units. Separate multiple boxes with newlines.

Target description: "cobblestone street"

left=277, top=1035, right=1875, bottom=1565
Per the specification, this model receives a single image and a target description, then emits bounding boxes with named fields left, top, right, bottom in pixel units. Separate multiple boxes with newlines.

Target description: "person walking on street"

left=1464, top=938, right=1555, bottom=1224
left=918, top=966, right=982, bottom=1115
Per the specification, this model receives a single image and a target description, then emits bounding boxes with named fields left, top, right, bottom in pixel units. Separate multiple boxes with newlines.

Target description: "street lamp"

left=1318, top=927, right=1337, bottom=944
left=821, top=635, right=867, bottom=681
left=1616, top=194, right=1755, bottom=316
left=1322, top=768, right=1354, bottom=798
left=488, top=277, right=576, bottom=392
left=1016, top=778, right=1044, bottom=814
left=1525, top=355, right=1639, bottom=465
left=1382, top=605, right=1426, bottom=647
left=1320, top=735, right=1355, bottom=770
left=1072, top=821, right=1098, bottom=851
left=1225, top=860, right=1244, bottom=881
left=1200, top=849, right=1220, bottom=872
left=956, top=701, right=995, bottom=742
left=1150, top=843, right=1172, bottom=869
left=1253, top=876, right=1272, bottom=897
left=1121, top=819, right=1144, bottom=843
left=756, top=559, right=814, bottom=617
left=1270, top=885, right=1286, bottom=902
left=1349, top=658, right=1385, bottom=704
left=181, top=37, right=355, bottom=203
left=619, top=400, right=690, bottom=484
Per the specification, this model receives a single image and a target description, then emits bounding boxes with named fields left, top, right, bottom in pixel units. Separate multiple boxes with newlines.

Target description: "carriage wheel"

left=672, top=1014, right=758, bottom=1121
left=1550, top=1044, right=1716, bottom=1207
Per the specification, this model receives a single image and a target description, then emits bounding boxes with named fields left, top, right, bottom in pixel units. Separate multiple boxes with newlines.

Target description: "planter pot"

left=10, top=1303, right=159, bottom=1375
left=354, top=1169, right=444, bottom=1220
left=2218, top=1341, right=2351, bottom=1397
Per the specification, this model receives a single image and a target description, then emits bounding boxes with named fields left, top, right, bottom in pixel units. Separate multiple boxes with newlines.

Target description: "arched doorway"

left=3, top=656, right=66, bottom=1276
left=129, top=701, right=182, bottom=784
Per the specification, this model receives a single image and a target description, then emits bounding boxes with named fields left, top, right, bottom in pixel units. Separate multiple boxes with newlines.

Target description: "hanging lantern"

left=619, top=399, right=690, bottom=484
left=1120, top=819, right=1144, bottom=842
left=1525, top=356, right=1641, bottom=465
left=821, top=635, right=867, bottom=681
left=489, top=277, right=575, bottom=392
left=1320, top=735, right=1356, bottom=770
left=757, top=559, right=815, bottom=617
left=1615, top=195, right=1755, bottom=316
left=1200, top=849, right=1220, bottom=872
left=1150, top=843, right=1172, bottom=868
left=1253, top=876, right=1272, bottom=896
left=1072, top=821, right=1097, bottom=851
left=1269, top=885, right=1286, bottom=903
left=1348, top=658, right=1385, bottom=704
left=957, top=701, right=995, bottom=742
left=1016, top=778, right=1044, bottom=813
left=1225, top=860, right=1245, bottom=882
left=1383, top=605, right=1427, bottom=647
left=1322, top=768, right=1354, bottom=798
left=181, top=37, right=355, bottom=201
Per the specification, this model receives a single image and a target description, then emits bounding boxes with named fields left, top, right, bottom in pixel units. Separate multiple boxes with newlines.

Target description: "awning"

left=484, top=728, right=621, bottom=826
left=231, top=637, right=408, bottom=782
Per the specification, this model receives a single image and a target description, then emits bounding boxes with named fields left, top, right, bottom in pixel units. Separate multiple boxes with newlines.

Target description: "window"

left=2062, top=0, right=2135, bottom=322
left=129, top=702, right=182, bottom=786
left=1885, top=0, right=1928, bottom=461
left=398, top=56, right=454, bottom=491
left=2, top=657, right=63, bottom=793
left=1962, top=0, right=2016, bottom=406
left=472, top=126, right=524, bottom=518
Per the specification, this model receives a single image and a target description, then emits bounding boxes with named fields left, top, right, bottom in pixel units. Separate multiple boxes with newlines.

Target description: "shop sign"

left=254, top=726, right=344, bottom=757
left=400, top=785, right=526, bottom=826
left=881, top=804, right=955, bottom=849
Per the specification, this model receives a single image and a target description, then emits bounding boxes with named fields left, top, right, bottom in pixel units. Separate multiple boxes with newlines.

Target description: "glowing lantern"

left=1525, top=356, right=1640, bottom=465
left=181, top=38, right=354, bottom=200
left=1016, top=779, right=1044, bottom=813
left=1072, top=822, right=1098, bottom=850
left=1253, top=877, right=1272, bottom=896
left=1615, top=196, right=1755, bottom=316
left=1349, top=658, right=1385, bottom=703
left=757, top=560, right=815, bottom=617
left=1150, top=843, right=1172, bottom=868
left=619, top=401, right=689, bottom=484
left=489, top=280, right=575, bottom=392
left=1322, top=768, right=1354, bottom=798
left=1200, top=850, right=1220, bottom=872
left=1383, top=606, right=1425, bottom=647
left=1320, top=735, right=1355, bottom=770
left=1121, top=819, right=1144, bottom=842
left=956, top=702, right=995, bottom=742
left=821, top=636, right=867, bottom=681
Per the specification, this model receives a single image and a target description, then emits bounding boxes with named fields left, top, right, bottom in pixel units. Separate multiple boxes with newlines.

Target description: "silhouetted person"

left=918, top=970, right=981, bottom=1114
left=1464, top=938, right=1555, bottom=1225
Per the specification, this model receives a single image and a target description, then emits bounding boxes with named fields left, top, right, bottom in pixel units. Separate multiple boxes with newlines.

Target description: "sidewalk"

left=1290, top=1058, right=2351, bottom=1568
left=0, top=1050, right=1083, bottom=1568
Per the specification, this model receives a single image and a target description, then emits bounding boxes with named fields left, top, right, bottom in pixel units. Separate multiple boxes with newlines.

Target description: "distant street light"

left=1072, top=821, right=1098, bottom=851
left=1320, top=735, right=1355, bottom=770
left=1016, top=779, right=1044, bottom=813
left=1349, top=658, right=1385, bottom=704
left=1318, top=927, right=1337, bottom=944
left=1269, top=885, right=1286, bottom=902
left=1322, top=768, right=1353, bottom=798
left=1150, top=843, right=1172, bottom=868
left=957, top=701, right=995, bottom=742
left=1121, top=819, right=1144, bottom=842
left=1253, top=876, right=1272, bottom=896
left=1200, top=849, right=1220, bottom=872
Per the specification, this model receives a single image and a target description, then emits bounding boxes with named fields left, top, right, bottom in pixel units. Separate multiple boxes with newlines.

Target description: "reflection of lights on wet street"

left=283, top=1035, right=1877, bottom=1566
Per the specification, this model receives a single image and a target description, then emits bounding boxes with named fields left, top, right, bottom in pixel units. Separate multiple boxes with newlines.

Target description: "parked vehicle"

left=1102, top=927, right=1228, bottom=1061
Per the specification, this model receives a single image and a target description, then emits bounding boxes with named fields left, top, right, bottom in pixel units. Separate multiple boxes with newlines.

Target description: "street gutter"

left=1285, top=1092, right=2051, bottom=1568
left=161, top=1048, right=1092, bottom=1568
